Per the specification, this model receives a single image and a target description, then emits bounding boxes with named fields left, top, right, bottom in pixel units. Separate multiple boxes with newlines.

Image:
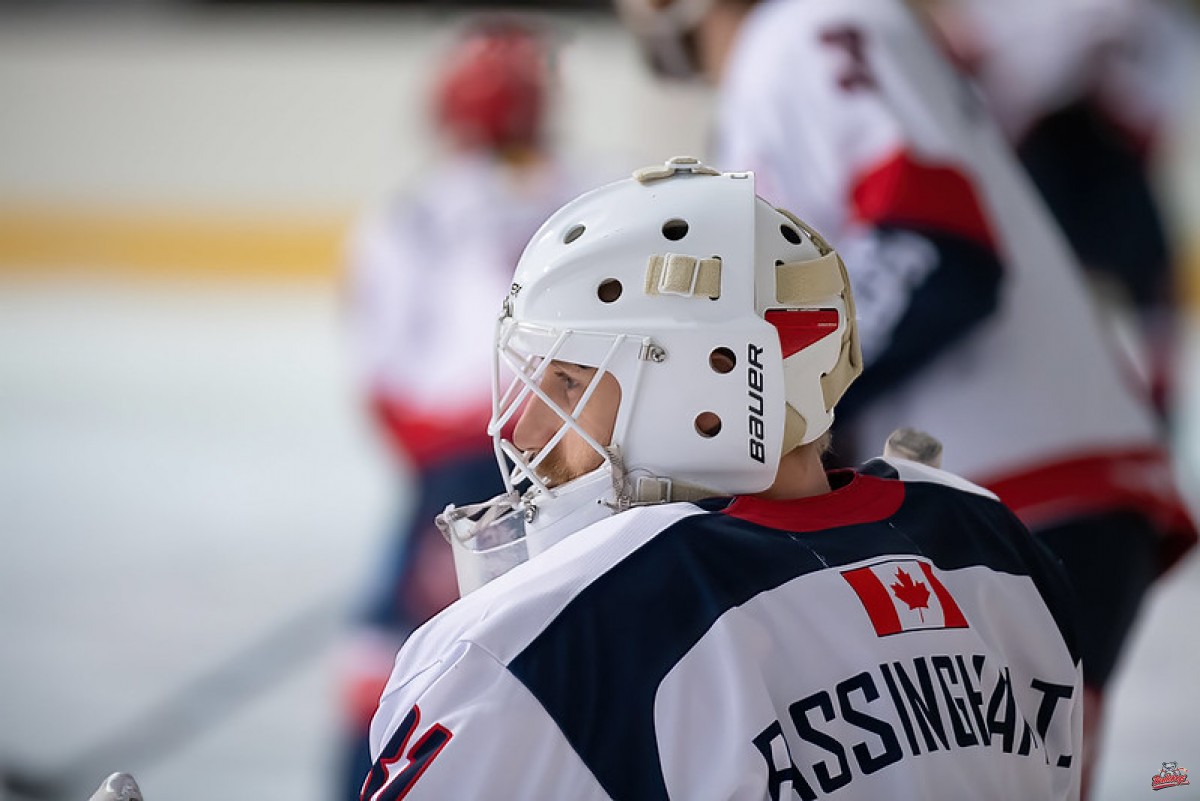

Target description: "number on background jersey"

left=360, top=705, right=453, bottom=801
left=820, top=25, right=876, bottom=91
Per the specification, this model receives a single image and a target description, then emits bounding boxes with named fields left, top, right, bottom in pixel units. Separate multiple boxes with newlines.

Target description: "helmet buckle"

left=639, top=342, right=668, bottom=363
left=633, top=155, right=722, bottom=184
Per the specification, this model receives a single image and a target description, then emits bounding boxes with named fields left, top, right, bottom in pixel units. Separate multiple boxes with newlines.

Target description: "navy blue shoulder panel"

left=836, top=226, right=1003, bottom=424
left=859, top=457, right=900, bottom=479
left=506, top=482, right=1078, bottom=801
left=894, top=483, right=1080, bottom=665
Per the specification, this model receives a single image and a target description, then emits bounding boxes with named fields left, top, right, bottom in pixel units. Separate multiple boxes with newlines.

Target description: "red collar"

left=723, top=471, right=905, bottom=532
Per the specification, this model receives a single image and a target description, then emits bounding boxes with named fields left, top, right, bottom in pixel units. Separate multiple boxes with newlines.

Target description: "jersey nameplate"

left=752, top=653, right=1075, bottom=801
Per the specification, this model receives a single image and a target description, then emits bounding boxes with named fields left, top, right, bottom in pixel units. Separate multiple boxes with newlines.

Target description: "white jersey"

left=932, top=0, right=1199, bottom=142
left=345, top=154, right=588, bottom=464
left=366, top=464, right=1082, bottom=800
left=714, top=0, right=1194, bottom=561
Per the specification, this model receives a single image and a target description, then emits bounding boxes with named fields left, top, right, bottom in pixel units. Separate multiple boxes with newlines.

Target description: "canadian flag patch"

left=842, top=559, right=968, bottom=636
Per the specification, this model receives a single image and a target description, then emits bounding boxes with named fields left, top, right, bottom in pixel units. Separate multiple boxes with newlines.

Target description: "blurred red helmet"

left=434, top=19, right=551, bottom=151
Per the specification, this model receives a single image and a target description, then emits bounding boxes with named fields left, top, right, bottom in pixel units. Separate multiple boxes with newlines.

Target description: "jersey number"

left=820, top=25, right=876, bottom=91
left=360, top=705, right=453, bottom=801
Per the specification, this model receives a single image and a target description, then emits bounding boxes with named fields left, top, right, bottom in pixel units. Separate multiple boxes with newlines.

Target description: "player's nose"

left=513, top=395, right=559, bottom=452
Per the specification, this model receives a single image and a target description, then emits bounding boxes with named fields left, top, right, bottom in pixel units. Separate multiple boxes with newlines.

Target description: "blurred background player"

left=617, top=0, right=1197, bottom=796
left=916, top=0, right=1200, bottom=418
left=337, top=16, right=593, bottom=799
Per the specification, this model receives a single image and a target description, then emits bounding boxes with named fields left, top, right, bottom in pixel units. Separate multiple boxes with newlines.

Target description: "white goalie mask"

left=437, top=157, right=861, bottom=594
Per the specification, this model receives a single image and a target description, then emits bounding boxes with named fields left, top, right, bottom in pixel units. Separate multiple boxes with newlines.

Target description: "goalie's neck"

left=754, top=441, right=832, bottom=501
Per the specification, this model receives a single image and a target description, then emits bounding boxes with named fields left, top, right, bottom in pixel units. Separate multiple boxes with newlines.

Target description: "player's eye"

left=554, top=368, right=582, bottom=393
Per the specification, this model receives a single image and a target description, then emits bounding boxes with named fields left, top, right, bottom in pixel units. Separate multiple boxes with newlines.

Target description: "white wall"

left=0, top=9, right=713, bottom=213
left=2, top=6, right=1196, bottom=254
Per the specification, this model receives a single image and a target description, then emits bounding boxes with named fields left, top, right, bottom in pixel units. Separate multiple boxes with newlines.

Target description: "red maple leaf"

left=890, top=568, right=931, bottom=622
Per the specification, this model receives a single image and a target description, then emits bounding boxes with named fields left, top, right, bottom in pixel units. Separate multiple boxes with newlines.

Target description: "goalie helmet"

left=438, top=157, right=861, bottom=594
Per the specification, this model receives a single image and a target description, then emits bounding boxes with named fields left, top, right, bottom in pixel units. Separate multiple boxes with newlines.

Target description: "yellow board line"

left=1, top=205, right=1199, bottom=309
left=1185, top=242, right=1200, bottom=312
left=0, top=204, right=352, bottom=280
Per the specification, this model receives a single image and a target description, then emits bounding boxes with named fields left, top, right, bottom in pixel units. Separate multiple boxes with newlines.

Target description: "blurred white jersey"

left=714, top=0, right=1194, bottom=560
left=365, top=465, right=1082, bottom=801
left=345, top=154, right=587, bottom=464
left=929, top=0, right=1199, bottom=142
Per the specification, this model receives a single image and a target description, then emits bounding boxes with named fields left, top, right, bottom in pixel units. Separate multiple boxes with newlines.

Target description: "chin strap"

left=631, top=476, right=726, bottom=504
left=606, top=446, right=722, bottom=507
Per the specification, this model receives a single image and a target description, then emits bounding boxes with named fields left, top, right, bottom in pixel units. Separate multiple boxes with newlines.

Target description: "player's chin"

left=535, top=463, right=579, bottom=489
left=533, top=448, right=597, bottom=489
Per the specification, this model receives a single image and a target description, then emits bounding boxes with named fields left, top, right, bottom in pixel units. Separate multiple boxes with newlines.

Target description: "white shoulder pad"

left=881, top=456, right=999, bottom=501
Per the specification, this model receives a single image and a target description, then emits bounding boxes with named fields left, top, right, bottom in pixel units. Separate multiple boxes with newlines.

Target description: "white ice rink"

left=0, top=278, right=394, bottom=801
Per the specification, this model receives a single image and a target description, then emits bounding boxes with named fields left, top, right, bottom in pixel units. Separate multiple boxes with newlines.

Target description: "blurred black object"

left=1017, top=99, right=1173, bottom=311
left=201, top=0, right=611, bottom=8
left=0, top=0, right=611, bottom=8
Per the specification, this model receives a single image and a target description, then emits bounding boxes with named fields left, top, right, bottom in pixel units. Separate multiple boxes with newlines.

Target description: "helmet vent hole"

left=597, top=279, right=623, bottom=303
left=695, top=412, right=722, bottom=438
left=709, top=347, right=736, bottom=374
left=662, top=218, right=689, bottom=241
left=780, top=224, right=802, bottom=245
left=563, top=224, right=586, bottom=244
